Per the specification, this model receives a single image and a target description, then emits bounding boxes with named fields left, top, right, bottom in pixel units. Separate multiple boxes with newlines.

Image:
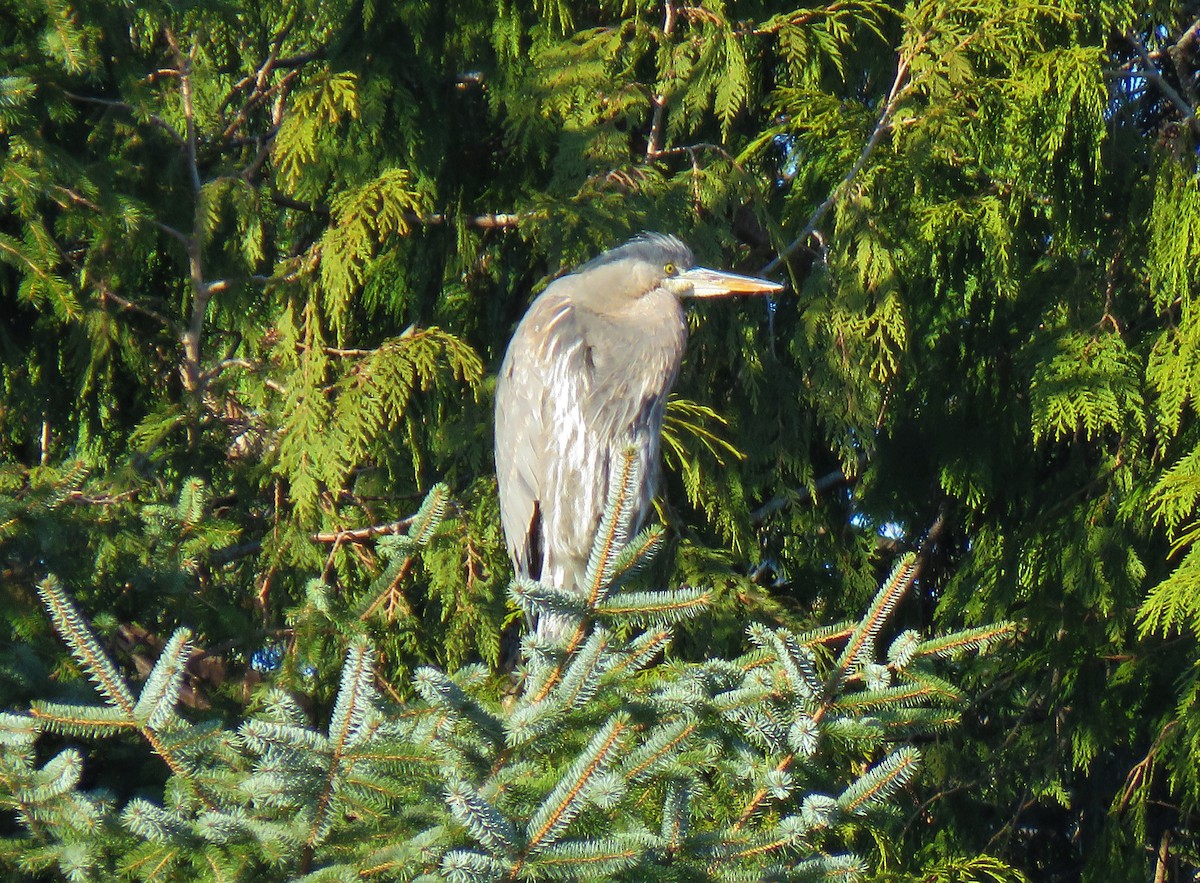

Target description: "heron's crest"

left=575, top=232, right=695, bottom=276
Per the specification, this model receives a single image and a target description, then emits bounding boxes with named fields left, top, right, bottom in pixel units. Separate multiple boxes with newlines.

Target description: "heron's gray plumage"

left=495, top=233, right=781, bottom=637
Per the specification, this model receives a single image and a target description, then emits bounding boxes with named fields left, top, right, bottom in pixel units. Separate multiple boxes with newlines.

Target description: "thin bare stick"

left=412, top=211, right=523, bottom=229
left=312, top=517, right=416, bottom=544
left=760, top=51, right=912, bottom=276
left=1126, top=31, right=1200, bottom=136
left=165, top=30, right=203, bottom=194
left=96, top=284, right=178, bottom=333
left=750, top=467, right=855, bottom=524
left=61, top=90, right=185, bottom=143
left=645, top=0, right=677, bottom=160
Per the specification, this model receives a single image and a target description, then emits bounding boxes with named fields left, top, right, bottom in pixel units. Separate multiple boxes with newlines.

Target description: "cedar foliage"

left=0, top=0, right=1199, bottom=879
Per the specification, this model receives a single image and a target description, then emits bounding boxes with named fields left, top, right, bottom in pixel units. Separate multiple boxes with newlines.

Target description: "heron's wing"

left=495, top=287, right=605, bottom=591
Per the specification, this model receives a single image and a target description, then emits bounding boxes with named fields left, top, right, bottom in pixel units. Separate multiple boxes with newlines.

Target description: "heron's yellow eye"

left=664, top=262, right=677, bottom=275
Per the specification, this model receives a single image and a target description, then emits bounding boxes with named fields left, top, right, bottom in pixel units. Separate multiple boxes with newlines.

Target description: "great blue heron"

left=495, top=233, right=783, bottom=637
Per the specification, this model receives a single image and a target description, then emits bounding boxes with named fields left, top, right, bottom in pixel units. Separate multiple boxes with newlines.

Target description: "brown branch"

left=220, top=21, right=294, bottom=142
left=241, top=70, right=301, bottom=183
left=271, top=195, right=523, bottom=230
left=414, top=211, right=523, bottom=229
left=1115, top=720, right=1179, bottom=815
left=359, top=556, right=416, bottom=622
left=645, top=0, right=677, bottom=161
left=275, top=49, right=324, bottom=69
left=153, top=218, right=191, bottom=247
left=94, top=287, right=174, bottom=330
left=312, top=517, right=416, bottom=544
left=748, top=2, right=852, bottom=35
left=1169, top=18, right=1200, bottom=107
left=200, top=357, right=259, bottom=384
left=762, top=6, right=1037, bottom=276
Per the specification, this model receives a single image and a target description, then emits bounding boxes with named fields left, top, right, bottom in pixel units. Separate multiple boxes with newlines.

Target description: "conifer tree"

left=0, top=459, right=1013, bottom=881
left=1, top=0, right=1199, bottom=877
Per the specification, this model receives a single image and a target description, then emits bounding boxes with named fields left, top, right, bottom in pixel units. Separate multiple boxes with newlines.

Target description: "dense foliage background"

left=1, top=0, right=1199, bottom=878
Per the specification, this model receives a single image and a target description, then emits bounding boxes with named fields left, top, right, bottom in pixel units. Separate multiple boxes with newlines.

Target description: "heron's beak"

left=679, top=266, right=785, bottom=298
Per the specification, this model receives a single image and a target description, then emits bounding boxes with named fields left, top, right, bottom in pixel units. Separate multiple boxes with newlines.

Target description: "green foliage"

left=1, top=0, right=1200, bottom=878
left=0, top=462, right=1011, bottom=881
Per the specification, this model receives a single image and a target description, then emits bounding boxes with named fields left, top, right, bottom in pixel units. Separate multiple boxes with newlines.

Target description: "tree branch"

left=96, top=283, right=178, bottom=333
left=645, top=0, right=676, bottom=161
left=1169, top=17, right=1200, bottom=107
left=311, top=517, right=416, bottom=544
left=761, top=50, right=912, bottom=276
left=60, top=90, right=185, bottom=143
left=1125, top=31, right=1200, bottom=136
left=750, top=468, right=855, bottom=524
left=165, top=29, right=203, bottom=194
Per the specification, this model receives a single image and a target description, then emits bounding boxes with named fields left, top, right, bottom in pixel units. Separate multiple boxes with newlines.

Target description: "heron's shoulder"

left=517, top=284, right=579, bottom=334
left=501, top=286, right=591, bottom=373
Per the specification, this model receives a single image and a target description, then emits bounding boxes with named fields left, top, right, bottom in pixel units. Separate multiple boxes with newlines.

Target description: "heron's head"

left=577, top=233, right=783, bottom=305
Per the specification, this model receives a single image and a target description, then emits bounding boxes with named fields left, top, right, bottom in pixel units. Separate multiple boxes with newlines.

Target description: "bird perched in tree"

left=494, top=233, right=783, bottom=638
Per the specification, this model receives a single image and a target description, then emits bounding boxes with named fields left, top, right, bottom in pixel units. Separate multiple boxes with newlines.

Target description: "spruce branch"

left=913, top=623, right=1016, bottom=660
left=445, top=777, right=521, bottom=857
left=34, top=578, right=216, bottom=806
left=522, top=713, right=631, bottom=857
left=528, top=449, right=647, bottom=703
left=833, top=554, right=919, bottom=684
left=533, top=834, right=654, bottom=877
left=131, top=628, right=193, bottom=730
left=303, top=637, right=380, bottom=856
left=594, top=586, right=711, bottom=626
left=37, top=577, right=135, bottom=716
left=621, top=720, right=700, bottom=782
left=838, top=746, right=921, bottom=816
left=580, top=450, right=642, bottom=610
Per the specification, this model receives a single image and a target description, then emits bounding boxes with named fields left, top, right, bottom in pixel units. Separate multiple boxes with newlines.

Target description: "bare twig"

left=1115, top=720, right=1179, bottom=815
left=165, top=29, right=203, bottom=194
left=60, top=90, right=185, bottom=143
left=645, top=0, right=677, bottom=161
left=750, top=467, right=855, bottom=524
left=412, top=211, right=523, bottom=229
left=272, top=194, right=523, bottom=230
left=761, top=49, right=913, bottom=276
left=95, top=283, right=178, bottom=333
left=153, top=219, right=191, bottom=247
left=312, top=517, right=416, bottom=544
left=1126, top=31, right=1200, bottom=136
left=199, top=357, right=264, bottom=385
left=62, top=488, right=139, bottom=506
left=748, top=2, right=852, bottom=35
left=241, top=69, right=301, bottom=183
